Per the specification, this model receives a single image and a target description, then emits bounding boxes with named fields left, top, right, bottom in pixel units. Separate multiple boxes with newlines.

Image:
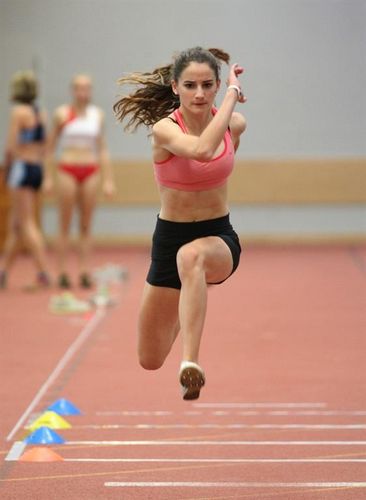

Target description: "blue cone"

left=24, top=426, right=65, bottom=445
left=46, top=398, right=82, bottom=416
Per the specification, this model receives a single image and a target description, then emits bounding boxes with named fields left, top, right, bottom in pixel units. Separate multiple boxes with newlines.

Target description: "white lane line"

left=74, top=423, right=366, bottom=430
left=66, top=458, right=366, bottom=463
left=66, top=440, right=366, bottom=446
left=104, top=481, right=366, bottom=488
left=4, top=442, right=26, bottom=461
left=95, top=411, right=172, bottom=416
left=265, top=410, right=366, bottom=416
left=6, top=308, right=106, bottom=442
left=94, top=409, right=366, bottom=417
left=194, top=403, right=328, bottom=409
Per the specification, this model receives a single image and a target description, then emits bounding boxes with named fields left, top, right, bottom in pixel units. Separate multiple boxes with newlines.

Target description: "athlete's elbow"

left=194, top=147, right=215, bottom=162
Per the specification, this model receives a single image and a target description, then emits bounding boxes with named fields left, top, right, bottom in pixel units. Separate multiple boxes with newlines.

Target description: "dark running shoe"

left=79, top=273, right=93, bottom=289
left=58, top=273, right=72, bottom=289
left=179, top=361, right=206, bottom=401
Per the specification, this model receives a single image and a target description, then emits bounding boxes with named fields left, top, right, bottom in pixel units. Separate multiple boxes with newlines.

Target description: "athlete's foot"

left=79, top=272, right=93, bottom=289
left=0, top=270, right=7, bottom=290
left=179, top=361, right=205, bottom=401
left=58, top=273, right=72, bottom=289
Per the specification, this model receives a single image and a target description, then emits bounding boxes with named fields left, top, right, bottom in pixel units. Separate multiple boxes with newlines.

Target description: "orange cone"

left=19, top=446, right=64, bottom=462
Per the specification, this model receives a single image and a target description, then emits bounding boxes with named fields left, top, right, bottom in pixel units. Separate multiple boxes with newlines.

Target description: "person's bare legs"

left=1, top=188, right=50, bottom=287
left=175, top=236, right=234, bottom=398
left=138, top=283, right=180, bottom=370
left=78, top=172, right=99, bottom=277
left=138, top=237, right=233, bottom=367
left=1, top=196, right=22, bottom=274
left=177, top=236, right=233, bottom=363
left=57, top=171, right=78, bottom=277
left=138, top=237, right=234, bottom=399
left=18, top=189, right=50, bottom=273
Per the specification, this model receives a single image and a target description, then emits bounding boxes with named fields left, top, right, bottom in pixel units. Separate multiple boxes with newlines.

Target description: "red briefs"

left=59, top=164, right=99, bottom=183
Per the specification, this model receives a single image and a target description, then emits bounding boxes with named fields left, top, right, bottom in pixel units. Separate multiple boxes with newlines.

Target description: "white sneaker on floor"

left=49, top=292, right=91, bottom=314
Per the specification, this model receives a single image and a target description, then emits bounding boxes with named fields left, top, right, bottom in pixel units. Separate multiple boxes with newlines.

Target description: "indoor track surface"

left=1, top=245, right=366, bottom=499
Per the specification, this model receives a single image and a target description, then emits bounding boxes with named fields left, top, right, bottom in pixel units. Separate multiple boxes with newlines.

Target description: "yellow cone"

left=26, top=411, right=72, bottom=431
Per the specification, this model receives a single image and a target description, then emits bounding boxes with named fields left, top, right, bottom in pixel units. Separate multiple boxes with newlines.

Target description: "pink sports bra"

left=153, top=108, right=235, bottom=191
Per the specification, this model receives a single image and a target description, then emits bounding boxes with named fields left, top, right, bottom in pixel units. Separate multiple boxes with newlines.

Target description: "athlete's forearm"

left=100, top=148, right=113, bottom=182
left=196, top=89, right=238, bottom=160
left=43, top=126, right=60, bottom=175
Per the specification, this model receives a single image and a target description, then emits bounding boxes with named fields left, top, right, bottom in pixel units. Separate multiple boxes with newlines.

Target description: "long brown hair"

left=114, top=47, right=230, bottom=132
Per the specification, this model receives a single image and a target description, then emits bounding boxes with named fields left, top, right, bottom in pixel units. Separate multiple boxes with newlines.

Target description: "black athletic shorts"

left=146, top=214, right=242, bottom=290
left=7, top=160, right=43, bottom=191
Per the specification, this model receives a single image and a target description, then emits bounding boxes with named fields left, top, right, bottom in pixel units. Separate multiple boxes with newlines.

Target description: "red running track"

left=1, top=245, right=366, bottom=500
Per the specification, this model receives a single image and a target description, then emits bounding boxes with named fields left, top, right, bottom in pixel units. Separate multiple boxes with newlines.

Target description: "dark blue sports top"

left=18, top=106, right=45, bottom=144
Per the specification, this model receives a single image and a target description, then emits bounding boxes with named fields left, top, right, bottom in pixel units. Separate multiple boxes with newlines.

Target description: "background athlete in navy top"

left=0, top=71, right=51, bottom=289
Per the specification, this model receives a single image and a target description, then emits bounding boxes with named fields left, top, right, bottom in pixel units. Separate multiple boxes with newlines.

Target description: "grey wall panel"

left=1, top=0, right=365, bottom=158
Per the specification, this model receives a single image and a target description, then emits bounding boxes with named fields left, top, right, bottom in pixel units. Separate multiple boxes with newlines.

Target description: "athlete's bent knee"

left=139, top=357, right=164, bottom=371
left=138, top=352, right=165, bottom=371
left=176, top=244, right=203, bottom=278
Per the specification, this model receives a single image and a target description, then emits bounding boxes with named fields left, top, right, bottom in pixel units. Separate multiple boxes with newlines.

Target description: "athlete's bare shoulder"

left=11, top=104, right=29, bottom=119
left=153, top=115, right=179, bottom=134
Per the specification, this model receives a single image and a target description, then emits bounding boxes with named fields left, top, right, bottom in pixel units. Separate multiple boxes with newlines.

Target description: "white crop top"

left=58, top=104, right=101, bottom=153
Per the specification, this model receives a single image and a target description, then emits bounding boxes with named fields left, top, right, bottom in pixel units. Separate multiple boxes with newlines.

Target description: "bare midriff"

left=158, top=184, right=229, bottom=222
left=15, top=143, right=45, bottom=164
left=59, top=146, right=97, bottom=165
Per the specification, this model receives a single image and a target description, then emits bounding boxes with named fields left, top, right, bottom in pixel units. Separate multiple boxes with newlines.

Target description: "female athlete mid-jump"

left=114, top=47, right=247, bottom=399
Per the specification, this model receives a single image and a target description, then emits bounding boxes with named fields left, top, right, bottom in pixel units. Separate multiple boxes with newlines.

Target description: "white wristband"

left=227, top=85, right=242, bottom=98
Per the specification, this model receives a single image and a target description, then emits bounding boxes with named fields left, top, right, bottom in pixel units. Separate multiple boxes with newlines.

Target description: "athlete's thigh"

left=79, top=173, right=100, bottom=228
left=57, top=171, right=78, bottom=206
left=193, top=236, right=234, bottom=283
left=138, top=282, right=180, bottom=354
left=10, top=188, right=35, bottom=224
left=57, top=171, right=78, bottom=226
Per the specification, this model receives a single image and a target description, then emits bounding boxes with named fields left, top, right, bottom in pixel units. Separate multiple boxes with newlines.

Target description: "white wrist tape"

left=227, top=85, right=242, bottom=98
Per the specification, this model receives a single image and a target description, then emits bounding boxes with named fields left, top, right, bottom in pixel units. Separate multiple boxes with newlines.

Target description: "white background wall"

left=1, top=0, right=365, bottom=158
